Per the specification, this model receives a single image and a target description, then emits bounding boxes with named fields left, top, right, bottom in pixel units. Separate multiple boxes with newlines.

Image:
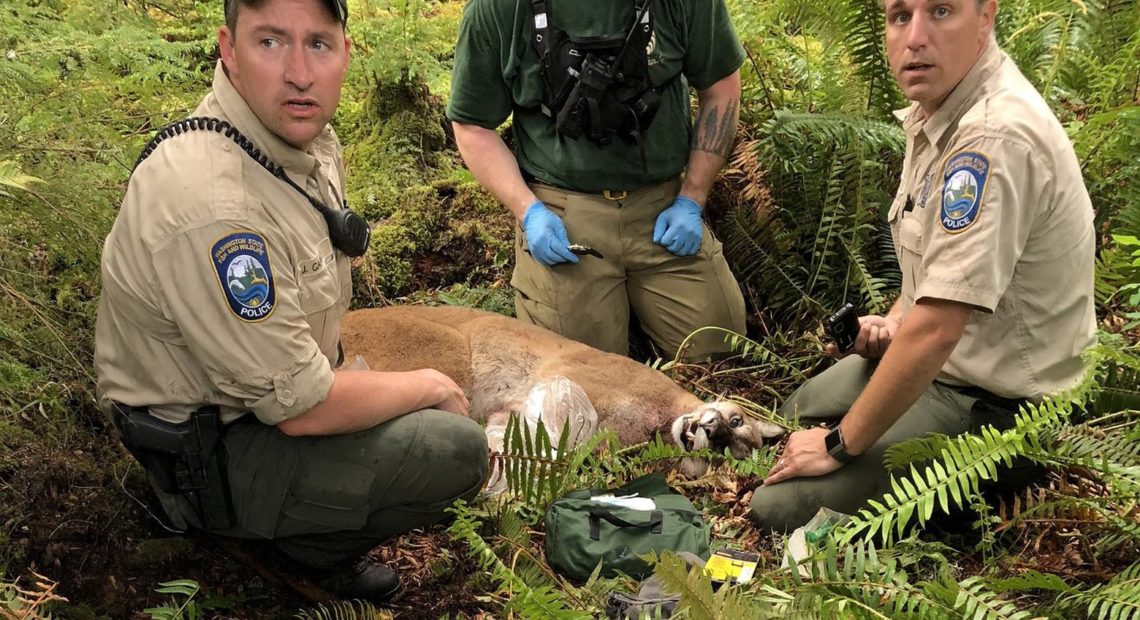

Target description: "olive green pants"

left=154, top=409, right=488, bottom=569
left=512, top=179, right=747, bottom=359
left=749, top=356, right=1028, bottom=532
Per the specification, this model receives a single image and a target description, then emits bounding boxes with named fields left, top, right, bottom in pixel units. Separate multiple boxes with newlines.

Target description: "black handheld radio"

left=825, top=303, right=860, bottom=352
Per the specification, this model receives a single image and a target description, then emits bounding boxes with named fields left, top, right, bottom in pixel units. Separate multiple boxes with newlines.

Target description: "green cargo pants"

left=512, top=179, right=747, bottom=359
left=749, top=356, right=1031, bottom=532
left=155, top=409, right=488, bottom=569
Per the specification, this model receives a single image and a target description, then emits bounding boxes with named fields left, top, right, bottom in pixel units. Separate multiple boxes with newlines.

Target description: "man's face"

left=219, top=0, right=350, bottom=150
left=885, top=0, right=995, bottom=114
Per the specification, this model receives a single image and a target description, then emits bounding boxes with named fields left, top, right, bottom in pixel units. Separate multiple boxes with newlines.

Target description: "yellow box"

left=703, top=548, right=759, bottom=584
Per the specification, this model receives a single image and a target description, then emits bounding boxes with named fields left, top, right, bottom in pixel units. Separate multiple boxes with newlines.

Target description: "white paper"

left=592, top=493, right=657, bottom=511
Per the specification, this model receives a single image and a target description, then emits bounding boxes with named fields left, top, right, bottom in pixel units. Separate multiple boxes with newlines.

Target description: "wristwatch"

left=824, top=424, right=855, bottom=464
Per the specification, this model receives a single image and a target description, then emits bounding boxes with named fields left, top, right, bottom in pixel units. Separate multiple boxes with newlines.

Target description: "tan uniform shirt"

left=890, top=42, right=1096, bottom=400
left=95, top=62, right=353, bottom=424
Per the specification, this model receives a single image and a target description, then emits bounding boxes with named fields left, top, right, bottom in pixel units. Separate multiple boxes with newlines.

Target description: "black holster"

left=110, top=403, right=235, bottom=530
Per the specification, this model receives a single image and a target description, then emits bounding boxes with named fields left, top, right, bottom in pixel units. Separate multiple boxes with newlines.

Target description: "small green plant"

left=143, top=579, right=201, bottom=620
left=293, top=600, right=392, bottom=619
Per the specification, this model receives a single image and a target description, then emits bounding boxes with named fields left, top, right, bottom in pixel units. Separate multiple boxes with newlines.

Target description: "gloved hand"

left=522, top=201, right=579, bottom=266
left=652, top=195, right=703, bottom=256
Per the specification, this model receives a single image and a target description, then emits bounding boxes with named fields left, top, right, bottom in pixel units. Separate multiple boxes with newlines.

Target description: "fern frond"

left=446, top=501, right=590, bottom=618
left=1066, top=560, right=1140, bottom=620
left=883, top=432, right=954, bottom=472
left=293, top=600, right=391, bottom=619
left=646, top=551, right=761, bottom=620
left=771, top=537, right=959, bottom=619
left=840, top=391, right=1082, bottom=545
left=952, top=576, right=1036, bottom=620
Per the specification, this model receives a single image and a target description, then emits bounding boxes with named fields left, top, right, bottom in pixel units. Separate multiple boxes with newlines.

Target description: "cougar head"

left=671, top=401, right=786, bottom=478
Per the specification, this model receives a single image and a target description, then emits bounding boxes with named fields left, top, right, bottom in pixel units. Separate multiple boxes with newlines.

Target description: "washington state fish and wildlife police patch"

left=211, top=231, right=276, bottom=322
left=941, top=151, right=990, bottom=233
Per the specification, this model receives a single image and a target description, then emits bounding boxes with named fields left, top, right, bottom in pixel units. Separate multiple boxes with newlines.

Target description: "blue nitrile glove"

left=652, top=195, right=703, bottom=256
left=522, top=201, right=579, bottom=266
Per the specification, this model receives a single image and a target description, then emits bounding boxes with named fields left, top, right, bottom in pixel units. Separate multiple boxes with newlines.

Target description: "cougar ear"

left=753, top=419, right=786, bottom=439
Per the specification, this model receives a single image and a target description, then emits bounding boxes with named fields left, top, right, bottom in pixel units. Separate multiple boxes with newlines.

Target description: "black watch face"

left=824, top=427, right=841, bottom=452
left=825, top=426, right=851, bottom=462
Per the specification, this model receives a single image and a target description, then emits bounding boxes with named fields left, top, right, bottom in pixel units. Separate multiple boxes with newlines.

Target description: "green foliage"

left=447, top=500, right=594, bottom=618
left=143, top=579, right=201, bottom=620
left=647, top=551, right=758, bottom=619
left=721, top=109, right=903, bottom=332
left=348, top=0, right=460, bottom=95
left=1068, top=560, right=1140, bottom=620
left=840, top=343, right=1140, bottom=554
left=293, top=600, right=391, bottom=619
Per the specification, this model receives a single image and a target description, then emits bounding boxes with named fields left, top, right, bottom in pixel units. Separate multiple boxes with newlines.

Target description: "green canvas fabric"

left=545, top=473, right=710, bottom=581
left=447, top=0, right=745, bottom=192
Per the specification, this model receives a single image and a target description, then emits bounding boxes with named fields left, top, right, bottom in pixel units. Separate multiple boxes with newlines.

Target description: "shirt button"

left=282, top=389, right=293, bottom=399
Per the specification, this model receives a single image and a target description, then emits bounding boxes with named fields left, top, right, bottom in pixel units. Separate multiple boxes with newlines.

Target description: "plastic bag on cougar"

left=484, top=376, right=598, bottom=496
left=521, top=375, right=599, bottom=451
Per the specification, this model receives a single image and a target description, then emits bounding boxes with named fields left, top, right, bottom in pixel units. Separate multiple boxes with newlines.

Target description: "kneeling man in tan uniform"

left=752, top=0, right=1096, bottom=530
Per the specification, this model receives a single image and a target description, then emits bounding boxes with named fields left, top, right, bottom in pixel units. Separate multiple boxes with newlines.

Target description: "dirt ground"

left=0, top=411, right=497, bottom=619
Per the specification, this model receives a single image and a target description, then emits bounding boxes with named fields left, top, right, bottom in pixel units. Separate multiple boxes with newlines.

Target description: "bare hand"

left=827, top=315, right=900, bottom=360
left=763, top=427, right=842, bottom=486
left=417, top=369, right=470, bottom=416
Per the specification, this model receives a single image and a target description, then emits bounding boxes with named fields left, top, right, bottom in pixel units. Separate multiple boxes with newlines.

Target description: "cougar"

left=339, top=306, right=784, bottom=476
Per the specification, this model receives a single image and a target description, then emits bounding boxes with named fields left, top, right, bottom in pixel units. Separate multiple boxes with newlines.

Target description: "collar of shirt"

left=211, top=61, right=333, bottom=184
left=914, top=42, right=1005, bottom=146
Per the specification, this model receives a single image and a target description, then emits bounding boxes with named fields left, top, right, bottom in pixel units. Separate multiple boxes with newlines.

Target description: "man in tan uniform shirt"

left=95, top=0, right=487, bottom=602
left=751, top=0, right=1096, bottom=529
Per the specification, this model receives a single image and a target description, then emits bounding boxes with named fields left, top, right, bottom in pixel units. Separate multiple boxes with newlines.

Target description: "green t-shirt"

left=446, top=0, right=745, bottom=192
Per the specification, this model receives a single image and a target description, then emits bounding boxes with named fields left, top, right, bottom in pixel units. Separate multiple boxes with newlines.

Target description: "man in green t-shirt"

left=447, top=0, right=747, bottom=359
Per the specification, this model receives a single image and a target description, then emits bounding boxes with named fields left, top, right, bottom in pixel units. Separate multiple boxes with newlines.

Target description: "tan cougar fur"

left=339, top=305, right=784, bottom=475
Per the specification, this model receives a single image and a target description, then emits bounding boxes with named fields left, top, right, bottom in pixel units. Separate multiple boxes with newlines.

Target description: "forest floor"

left=2, top=334, right=1134, bottom=618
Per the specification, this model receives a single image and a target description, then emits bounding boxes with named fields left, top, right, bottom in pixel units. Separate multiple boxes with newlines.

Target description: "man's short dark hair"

left=224, top=0, right=348, bottom=32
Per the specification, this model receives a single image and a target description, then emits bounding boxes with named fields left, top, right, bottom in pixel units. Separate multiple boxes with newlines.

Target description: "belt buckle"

left=602, top=190, right=628, bottom=201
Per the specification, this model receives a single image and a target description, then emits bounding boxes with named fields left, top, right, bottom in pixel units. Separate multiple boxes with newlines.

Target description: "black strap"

left=588, top=509, right=663, bottom=541
left=529, top=0, right=652, bottom=66
left=133, top=117, right=342, bottom=235
left=529, top=0, right=549, bottom=58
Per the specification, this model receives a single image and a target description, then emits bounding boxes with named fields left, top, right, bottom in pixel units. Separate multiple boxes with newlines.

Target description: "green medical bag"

left=544, top=473, right=711, bottom=581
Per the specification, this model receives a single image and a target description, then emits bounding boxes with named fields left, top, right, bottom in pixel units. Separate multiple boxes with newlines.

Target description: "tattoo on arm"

left=693, top=98, right=739, bottom=159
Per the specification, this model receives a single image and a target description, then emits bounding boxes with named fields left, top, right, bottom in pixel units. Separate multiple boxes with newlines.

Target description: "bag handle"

left=588, top=509, right=663, bottom=541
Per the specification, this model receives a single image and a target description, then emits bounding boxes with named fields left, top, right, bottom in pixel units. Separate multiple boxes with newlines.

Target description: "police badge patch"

left=211, top=231, right=276, bottom=322
left=941, top=151, right=990, bottom=233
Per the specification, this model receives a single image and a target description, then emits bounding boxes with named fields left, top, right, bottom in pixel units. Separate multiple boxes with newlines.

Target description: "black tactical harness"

left=529, top=0, right=674, bottom=167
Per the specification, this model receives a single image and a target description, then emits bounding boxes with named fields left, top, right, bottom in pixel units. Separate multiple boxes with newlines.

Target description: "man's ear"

left=981, top=0, right=998, bottom=41
left=218, top=26, right=237, bottom=75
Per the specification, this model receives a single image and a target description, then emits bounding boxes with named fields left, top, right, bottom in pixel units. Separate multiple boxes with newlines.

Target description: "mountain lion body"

left=340, top=306, right=781, bottom=470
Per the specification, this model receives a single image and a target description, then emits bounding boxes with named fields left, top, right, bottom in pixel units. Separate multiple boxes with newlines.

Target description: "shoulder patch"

left=940, top=151, right=990, bottom=233
left=211, top=231, right=276, bottom=322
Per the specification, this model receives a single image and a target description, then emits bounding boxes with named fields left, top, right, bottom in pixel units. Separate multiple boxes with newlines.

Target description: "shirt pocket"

left=296, top=238, right=340, bottom=316
left=897, top=215, right=926, bottom=299
left=887, top=191, right=909, bottom=224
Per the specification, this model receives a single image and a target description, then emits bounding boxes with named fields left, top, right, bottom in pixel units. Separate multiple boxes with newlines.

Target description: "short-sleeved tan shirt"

left=889, top=42, right=1096, bottom=401
left=95, top=62, right=352, bottom=424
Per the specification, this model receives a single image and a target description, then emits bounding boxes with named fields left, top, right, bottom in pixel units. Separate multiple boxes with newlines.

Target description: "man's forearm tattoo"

left=693, top=98, right=739, bottom=159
